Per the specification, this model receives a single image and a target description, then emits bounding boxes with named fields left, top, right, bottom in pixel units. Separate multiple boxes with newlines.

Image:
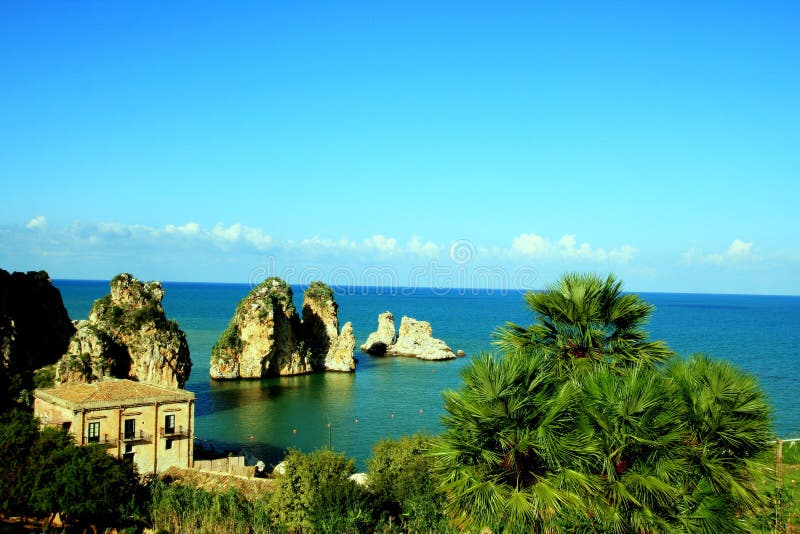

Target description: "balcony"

left=120, top=430, right=152, bottom=443
left=86, top=434, right=118, bottom=447
left=160, top=425, right=190, bottom=439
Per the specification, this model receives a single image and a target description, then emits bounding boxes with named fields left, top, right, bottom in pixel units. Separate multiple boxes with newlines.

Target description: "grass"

left=750, top=439, right=800, bottom=533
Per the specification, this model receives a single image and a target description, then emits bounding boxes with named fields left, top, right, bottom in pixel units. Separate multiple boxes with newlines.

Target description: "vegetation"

left=305, top=281, right=335, bottom=303
left=368, top=434, right=452, bottom=532
left=1, top=271, right=788, bottom=533
left=0, top=409, right=146, bottom=531
left=432, top=272, right=773, bottom=533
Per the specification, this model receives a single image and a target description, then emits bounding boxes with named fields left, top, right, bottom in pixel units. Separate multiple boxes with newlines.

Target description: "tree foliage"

left=0, top=410, right=146, bottom=530
left=434, top=272, right=773, bottom=533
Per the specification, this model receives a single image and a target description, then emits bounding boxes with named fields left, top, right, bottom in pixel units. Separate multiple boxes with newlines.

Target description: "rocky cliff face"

left=54, top=273, right=192, bottom=388
left=210, top=279, right=355, bottom=379
left=360, top=311, right=396, bottom=355
left=362, top=312, right=455, bottom=361
left=0, top=269, right=75, bottom=401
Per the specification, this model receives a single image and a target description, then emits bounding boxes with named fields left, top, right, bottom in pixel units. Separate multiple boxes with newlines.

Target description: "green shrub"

left=368, top=434, right=451, bottom=532
left=269, top=448, right=356, bottom=531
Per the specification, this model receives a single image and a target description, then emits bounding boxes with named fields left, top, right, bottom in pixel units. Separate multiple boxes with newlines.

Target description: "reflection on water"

left=194, top=358, right=460, bottom=469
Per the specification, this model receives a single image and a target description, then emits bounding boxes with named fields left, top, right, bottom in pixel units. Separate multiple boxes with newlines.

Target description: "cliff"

left=210, top=279, right=355, bottom=379
left=54, top=273, right=192, bottom=388
left=362, top=312, right=455, bottom=361
left=0, top=269, right=75, bottom=401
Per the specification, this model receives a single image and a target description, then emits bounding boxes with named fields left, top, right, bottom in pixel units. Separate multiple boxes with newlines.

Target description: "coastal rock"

left=0, top=269, right=75, bottom=396
left=210, top=279, right=355, bottom=379
left=386, top=316, right=455, bottom=361
left=211, top=278, right=308, bottom=380
left=325, top=322, right=356, bottom=372
left=360, top=311, right=396, bottom=356
left=302, top=282, right=356, bottom=372
left=457, top=349, right=466, bottom=357
left=55, top=273, right=191, bottom=388
left=348, top=472, right=370, bottom=487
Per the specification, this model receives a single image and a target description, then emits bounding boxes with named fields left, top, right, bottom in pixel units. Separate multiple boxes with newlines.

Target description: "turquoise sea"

left=55, top=280, right=800, bottom=468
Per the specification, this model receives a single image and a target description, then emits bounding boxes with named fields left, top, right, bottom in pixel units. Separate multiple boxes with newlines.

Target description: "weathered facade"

left=33, top=379, right=195, bottom=475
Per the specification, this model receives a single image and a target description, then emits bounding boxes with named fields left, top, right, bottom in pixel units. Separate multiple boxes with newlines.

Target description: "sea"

left=54, top=280, right=800, bottom=469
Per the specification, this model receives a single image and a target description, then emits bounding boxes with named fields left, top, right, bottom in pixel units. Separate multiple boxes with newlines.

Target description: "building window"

left=87, top=421, right=100, bottom=443
left=124, top=418, right=136, bottom=440
left=165, top=438, right=173, bottom=450
left=165, top=414, right=175, bottom=434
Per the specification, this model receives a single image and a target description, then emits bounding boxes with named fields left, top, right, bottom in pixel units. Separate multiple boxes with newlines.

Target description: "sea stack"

left=54, top=273, right=192, bottom=389
left=359, top=311, right=396, bottom=355
left=209, top=279, right=355, bottom=379
left=302, top=282, right=357, bottom=372
left=361, top=312, right=455, bottom=361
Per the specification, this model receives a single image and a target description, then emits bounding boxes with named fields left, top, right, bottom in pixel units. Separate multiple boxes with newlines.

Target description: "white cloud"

left=683, top=239, right=758, bottom=266
left=165, top=222, right=201, bottom=236
left=727, top=239, right=752, bottom=257
left=407, top=236, right=439, bottom=257
left=512, top=233, right=548, bottom=256
left=510, top=232, right=636, bottom=263
left=363, top=234, right=397, bottom=253
left=26, top=215, right=47, bottom=230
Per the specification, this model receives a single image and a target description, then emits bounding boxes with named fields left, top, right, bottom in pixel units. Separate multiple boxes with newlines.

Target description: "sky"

left=1, top=1, right=798, bottom=294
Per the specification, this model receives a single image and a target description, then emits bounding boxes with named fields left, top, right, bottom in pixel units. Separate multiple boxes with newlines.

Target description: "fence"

left=193, top=456, right=256, bottom=478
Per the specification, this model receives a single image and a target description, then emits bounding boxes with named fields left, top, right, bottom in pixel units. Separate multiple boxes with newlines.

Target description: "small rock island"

left=53, top=273, right=192, bottom=388
left=361, top=311, right=456, bottom=360
left=210, top=279, right=355, bottom=379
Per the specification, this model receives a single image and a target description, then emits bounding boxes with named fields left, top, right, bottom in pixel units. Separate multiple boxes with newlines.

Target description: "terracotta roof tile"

left=35, top=379, right=193, bottom=409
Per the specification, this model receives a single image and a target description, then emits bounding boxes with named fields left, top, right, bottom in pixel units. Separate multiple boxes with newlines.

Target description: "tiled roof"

left=34, top=379, right=194, bottom=409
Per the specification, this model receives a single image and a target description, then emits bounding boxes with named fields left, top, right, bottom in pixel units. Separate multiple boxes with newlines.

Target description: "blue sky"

left=1, top=1, right=798, bottom=294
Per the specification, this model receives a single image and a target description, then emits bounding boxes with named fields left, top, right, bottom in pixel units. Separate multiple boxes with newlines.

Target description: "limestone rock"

left=325, top=322, right=356, bottom=372
left=0, top=269, right=75, bottom=394
left=210, top=277, right=308, bottom=380
left=360, top=311, right=396, bottom=355
left=302, top=282, right=356, bottom=372
left=349, top=472, right=370, bottom=486
left=210, top=279, right=355, bottom=379
left=457, top=349, right=466, bottom=357
left=386, top=316, right=455, bottom=361
left=55, top=273, right=191, bottom=388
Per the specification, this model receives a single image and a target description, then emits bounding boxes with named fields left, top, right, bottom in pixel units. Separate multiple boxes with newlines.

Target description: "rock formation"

left=388, top=317, right=456, bottom=360
left=0, top=269, right=75, bottom=401
left=302, top=282, right=356, bottom=372
left=360, top=311, right=396, bottom=355
left=210, top=279, right=355, bottom=380
left=54, top=273, right=191, bottom=388
left=362, top=312, right=455, bottom=361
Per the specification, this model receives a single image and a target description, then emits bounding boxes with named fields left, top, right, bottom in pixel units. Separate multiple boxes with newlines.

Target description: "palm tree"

left=430, top=351, right=600, bottom=533
left=581, top=365, right=689, bottom=533
left=433, top=273, right=774, bottom=533
left=667, top=355, right=772, bottom=533
left=496, top=273, right=672, bottom=371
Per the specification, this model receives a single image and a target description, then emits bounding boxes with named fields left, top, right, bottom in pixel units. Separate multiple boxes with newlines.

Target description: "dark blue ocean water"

left=54, top=280, right=800, bottom=468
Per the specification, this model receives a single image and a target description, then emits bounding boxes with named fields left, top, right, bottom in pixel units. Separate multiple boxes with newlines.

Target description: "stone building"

left=33, top=379, right=195, bottom=475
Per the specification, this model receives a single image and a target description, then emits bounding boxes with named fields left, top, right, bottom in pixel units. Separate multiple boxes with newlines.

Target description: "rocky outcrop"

left=360, top=312, right=396, bottom=355
left=388, top=317, right=455, bottom=360
left=363, top=313, right=455, bottom=361
left=210, top=279, right=355, bottom=379
left=54, top=273, right=191, bottom=388
left=302, top=282, right=356, bottom=372
left=0, top=269, right=75, bottom=400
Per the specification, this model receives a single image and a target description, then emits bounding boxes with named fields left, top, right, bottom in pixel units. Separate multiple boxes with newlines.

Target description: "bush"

left=368, top=434, right=451, bottom=532
left=269, top=448, right=357, bottom=531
